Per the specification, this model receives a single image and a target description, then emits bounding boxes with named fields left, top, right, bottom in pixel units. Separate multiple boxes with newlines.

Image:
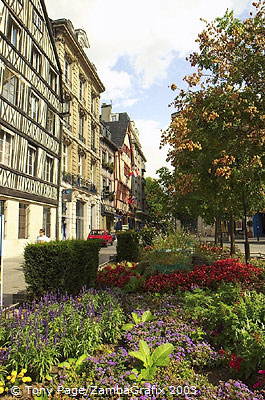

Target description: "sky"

left=45, top=0, right=253, bottom=177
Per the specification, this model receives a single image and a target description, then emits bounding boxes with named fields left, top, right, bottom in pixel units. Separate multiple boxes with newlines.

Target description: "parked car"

left=87, top=230, right=114, bottom=247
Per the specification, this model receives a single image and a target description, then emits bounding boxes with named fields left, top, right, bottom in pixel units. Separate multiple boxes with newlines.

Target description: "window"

left=32, top=9, right=43, bottom=31
left=26, top=145, right=36, bottom=176
left=62, top=143, right=68, bottom=172
left=0, top=131, right=12, bottom=166
left=7, top=17, right=21, bottom=49
left=62, top=100, right=71, bottom=125
left=31, top=45, right=42, bottom=74
left=102, top=151, right=107, bottom=164
left=91, top=161, right=96, bottom=183
left=79, top=78, right=85, bottom=101
left=64, top=58, right=71, bottom=86
left=2, top=69, right=18, bottom=105
left=91, top=124, right=96, bottom=151
left=29, top=92, right=40, bottom=121
left=49, top=69, right=57, bottom=92
left=111, top=114, right=119, bottom=122
left=44, top=155, right=54, bottom=182
left=43, top=207, right=51, bottom=237
left=91, top=93, right=97, bottom=115
left=79, top=115, right=84, bottom=138
left=78, top=154, right=83, bottom=176
left=46, top=108, right=55, bottom=134
left=18, top=203, right=28, bottom=239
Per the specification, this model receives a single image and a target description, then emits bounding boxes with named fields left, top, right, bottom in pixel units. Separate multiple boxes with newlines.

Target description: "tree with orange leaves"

left=162, top=2, right=265, bottom=261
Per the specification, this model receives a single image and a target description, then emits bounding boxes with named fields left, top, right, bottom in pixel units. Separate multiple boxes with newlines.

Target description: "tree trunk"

left=214, top=219, right=218, bottom=245
left=242, top=192, right=250, bottom=263
left=229, top=216, right=235, bottom=256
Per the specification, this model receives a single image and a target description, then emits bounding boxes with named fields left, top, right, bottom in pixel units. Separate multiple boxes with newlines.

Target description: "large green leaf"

left=129, top=350, right=147, bottom=364
left=122, top=323, right=135, bottom=331
left=151, top=343, right=174, bottom=367
left=76, top=354, right=88, bottom=366
left=132, top=312, right=141, bottom=324
left=142, top=310, right=154, bottom=322
left=139, top=340, right=151, bottom=366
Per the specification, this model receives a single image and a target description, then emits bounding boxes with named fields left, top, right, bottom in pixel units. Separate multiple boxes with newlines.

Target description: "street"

left=2, top=242, right=117, bottom=307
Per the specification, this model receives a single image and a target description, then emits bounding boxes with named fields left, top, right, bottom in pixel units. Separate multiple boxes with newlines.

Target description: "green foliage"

left=116, top=231, right=140, bottom=262
left=123, top=275, right=145, bottom=293
left=0, top=291, right=124, bottom=380
left=182, top=284, right=265, bottom=378
left=138, top=227, right=157, bottom=247
left=23, top=240, right=101, bottom=296
left=122, top=310, right=154, bottom=331
left=153, top=230, right=197, bottom=251
left=129, top=340, right=174, bottom=381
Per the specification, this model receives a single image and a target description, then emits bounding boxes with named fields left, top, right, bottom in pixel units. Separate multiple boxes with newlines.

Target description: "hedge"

left=116, top=231, right=140, bottom=262
left=23, top=240, right=101, bottom=297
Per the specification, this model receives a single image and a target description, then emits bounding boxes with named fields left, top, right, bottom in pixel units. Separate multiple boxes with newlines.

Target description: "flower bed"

left=0, top=291, right=264, bottom=399
left=97, top=259, right=262, bottom=293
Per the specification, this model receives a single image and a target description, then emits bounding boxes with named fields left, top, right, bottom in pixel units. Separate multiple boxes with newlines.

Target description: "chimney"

left=101, top=103, right=112, bottom=122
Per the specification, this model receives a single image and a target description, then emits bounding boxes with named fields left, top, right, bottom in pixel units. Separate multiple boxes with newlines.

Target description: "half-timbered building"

left=52, top=19, right=104, bottom=239
left=0, top=0, right=61, bottom=257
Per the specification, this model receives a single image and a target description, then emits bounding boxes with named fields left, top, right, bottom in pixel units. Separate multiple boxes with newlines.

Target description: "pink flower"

left=258, top=370, right=265, bottom=374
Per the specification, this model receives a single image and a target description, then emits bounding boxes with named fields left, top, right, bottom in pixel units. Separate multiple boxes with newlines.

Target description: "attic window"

left=111, top=114, right=118, bottom=122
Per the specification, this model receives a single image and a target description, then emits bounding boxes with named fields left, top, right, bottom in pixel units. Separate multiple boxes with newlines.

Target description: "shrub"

left=138, top=227, right=157, bottom=247
left=116, top=231, right=140, bottom=262
left=24, top=240, right=101, bottom=296
left=182, top=286, right=265, bottom=379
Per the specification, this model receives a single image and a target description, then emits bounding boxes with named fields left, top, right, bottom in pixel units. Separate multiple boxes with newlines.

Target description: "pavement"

left=1, top=242, right=117, bottom=307
left=201, top=236, right=265, bottom=257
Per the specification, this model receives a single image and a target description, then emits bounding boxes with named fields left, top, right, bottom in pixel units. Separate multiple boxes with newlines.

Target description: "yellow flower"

left=10, top=377, right=16, bottom=384
left=0, top=387, right=4, bottom=394
left=11, top=371, right=17, bottom=378
left=0, top=381, right=4, bottom=387
left=6, top=376, right=11, bottom=380
left=21, top=369, right=27, bottom=374
left=22, top=377, right=32, bottom=383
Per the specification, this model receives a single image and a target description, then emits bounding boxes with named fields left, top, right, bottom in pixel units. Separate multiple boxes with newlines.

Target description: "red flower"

left=229, top=353, right=244, bottom=371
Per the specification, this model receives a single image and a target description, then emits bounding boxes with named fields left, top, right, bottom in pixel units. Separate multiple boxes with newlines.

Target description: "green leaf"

left=76, top=354, right=88, bottom=366
left=151, top=343, right=174, bottom=367
left=122, top=323, right=135, bottom=331
left=58, top=361, right=70, bottom=369
left=139, top=340, right=151, bottom=366
left=141, top=310, right=153, bottom=322
left=129, top=350, right=147, bottom=365
left=132, top=312, right=141, bottom=324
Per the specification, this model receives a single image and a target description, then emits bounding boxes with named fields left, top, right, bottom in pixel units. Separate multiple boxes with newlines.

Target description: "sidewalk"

left=201, top=236, right=265, bottom=257
left=2, top=256, right=27, bottom=307
left=2, top=243, right=117, bottom=307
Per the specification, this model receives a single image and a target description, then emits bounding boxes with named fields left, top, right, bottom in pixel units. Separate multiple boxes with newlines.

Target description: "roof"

left=104, top=113, right=130, bottom=147
left=52, top=19, right=105, bottom=93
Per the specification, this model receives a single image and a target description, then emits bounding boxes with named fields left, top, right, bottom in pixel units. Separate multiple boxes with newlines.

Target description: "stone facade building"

left=52, top=19, right=104, bottom=239
left=0, top=0, right=61, bottom=257
left=100, top=121, right=117, bottom=231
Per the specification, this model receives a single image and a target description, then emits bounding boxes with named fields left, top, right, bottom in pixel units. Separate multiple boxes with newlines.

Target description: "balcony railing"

left=79, top=135, right=86, bottom=144
left=63, top=120, right=72, bottom=132
left=62, top=172, right=97, bottom=194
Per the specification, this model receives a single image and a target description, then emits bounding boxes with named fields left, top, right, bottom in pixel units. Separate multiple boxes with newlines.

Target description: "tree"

left=162, top=2, right=265, bottom=261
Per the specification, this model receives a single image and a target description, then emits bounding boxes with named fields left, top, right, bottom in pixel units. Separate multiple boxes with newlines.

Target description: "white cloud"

left=134, top=119, right=172, bottom=178
left=45, top=0, right=251, bottom=100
